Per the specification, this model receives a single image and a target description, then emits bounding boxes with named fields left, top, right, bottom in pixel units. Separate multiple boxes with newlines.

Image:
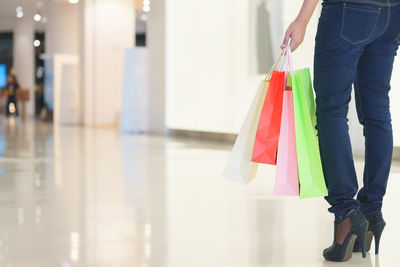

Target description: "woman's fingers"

left=281, top=20, right=306, bottom=52
left=290, top=39, right=299, bottom=52
left=289, top=32, right=304, bottom=52
left=281, top=29, right=291, bottom=49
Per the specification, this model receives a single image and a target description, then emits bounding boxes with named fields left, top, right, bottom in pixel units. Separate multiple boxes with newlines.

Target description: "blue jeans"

left=326, top=0, right=400, bottom=6
left=314, top=1, right=400, bottom=222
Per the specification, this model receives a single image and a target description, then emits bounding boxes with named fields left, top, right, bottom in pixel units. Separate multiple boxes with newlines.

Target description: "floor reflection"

left=0, top=117, right=398, bottom=266
left=249, top=198, right=284, bottom=266
left=323, top=253, right=374, bottom=267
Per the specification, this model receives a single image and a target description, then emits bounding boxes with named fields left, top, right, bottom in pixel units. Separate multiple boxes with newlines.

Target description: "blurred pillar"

left=44, top=1, right=80, bottom=124
left=80, top=0, right=135, bottom=127
left=13, top=17, right=35, bottom=117
left=147, top=0, right=166, bottom=134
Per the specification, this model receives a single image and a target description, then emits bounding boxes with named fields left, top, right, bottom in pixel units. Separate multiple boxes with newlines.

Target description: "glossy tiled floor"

left=0, top=117, right=399, bottom=267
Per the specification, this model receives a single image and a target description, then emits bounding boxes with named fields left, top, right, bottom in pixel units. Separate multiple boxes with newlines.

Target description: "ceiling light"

left=69, top=0, right=79, bottom=4
left=34, top=40, right=41, bottom=47
left=16, top=6, right=23, bottom=13
left=34, top=14, right=42, bottom=22
left=16, top=11, right=24, bottom=18
left=143, top=0, right=150, bottom=12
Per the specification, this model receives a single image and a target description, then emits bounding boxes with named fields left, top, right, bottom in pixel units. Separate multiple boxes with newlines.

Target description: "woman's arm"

left=281, top=0, right=319, bottom=52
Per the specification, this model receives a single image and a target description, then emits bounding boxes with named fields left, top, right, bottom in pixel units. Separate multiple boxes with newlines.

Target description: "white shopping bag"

left=222, top=80, right=269, bottom=184
left=222, top=49, right=286, bottom=184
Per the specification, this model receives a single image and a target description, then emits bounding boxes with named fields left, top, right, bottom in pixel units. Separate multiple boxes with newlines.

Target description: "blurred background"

left=0, top=0, right=399, bottom=146
left=0, top=0, right=399, bottom=266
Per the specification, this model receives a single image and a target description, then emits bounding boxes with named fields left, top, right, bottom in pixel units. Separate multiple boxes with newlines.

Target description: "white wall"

left=166, top=0, right=245, bottom=133
left=248, top=0, right=283, bottom=75
left=81, top=0, right=135, bottom=126
left=166, top=0, right=320, bottom=133
left=164, top=0, right=399, bottom=151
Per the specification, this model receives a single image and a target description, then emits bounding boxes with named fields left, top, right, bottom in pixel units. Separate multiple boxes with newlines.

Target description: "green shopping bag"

left=292, top=68, right=328, bottom=199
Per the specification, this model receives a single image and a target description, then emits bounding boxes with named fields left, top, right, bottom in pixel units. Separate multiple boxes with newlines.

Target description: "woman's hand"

left=280, top=0, right=319, bottom=52
left=281, top=18, right=307, bottom=52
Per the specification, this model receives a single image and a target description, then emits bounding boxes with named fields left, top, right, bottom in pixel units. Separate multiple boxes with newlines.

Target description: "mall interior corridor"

left=0, top=0, right=399, bottom=266
left=0, top=117, right=398, bottom=266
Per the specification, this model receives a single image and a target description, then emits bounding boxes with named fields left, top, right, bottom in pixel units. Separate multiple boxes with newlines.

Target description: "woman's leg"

left=355, top=12, right=400, bottom=218
left=313, top=3, right=366, bottom=222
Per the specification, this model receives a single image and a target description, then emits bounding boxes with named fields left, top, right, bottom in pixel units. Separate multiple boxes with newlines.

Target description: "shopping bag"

left=222, top=80, right=269, bottom=184
left=292, top=68, right=328, bottom=198
left=274, top=89, right=299, bottom=196
left=251, top=70, right=285, bottom=165
left=223, top=49, right=286, bottom=184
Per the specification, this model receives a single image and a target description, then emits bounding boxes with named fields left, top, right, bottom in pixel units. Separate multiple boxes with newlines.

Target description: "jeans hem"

left=334, top=207, right=359, bottom=223
left=362, top=210, right=383, bottom=218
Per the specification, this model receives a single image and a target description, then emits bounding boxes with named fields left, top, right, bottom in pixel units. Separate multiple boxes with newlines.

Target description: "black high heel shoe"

left=323, top=210, right=369, bottom=262
left=353, top=215, right=386, bottom=254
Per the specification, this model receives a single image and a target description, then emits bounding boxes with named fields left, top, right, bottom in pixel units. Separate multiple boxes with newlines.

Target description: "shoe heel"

left=372, top=222, right=386, bottom=255
left=324, top=210, right=369, bottom=262
left=355, top=223, right=369, bottom=258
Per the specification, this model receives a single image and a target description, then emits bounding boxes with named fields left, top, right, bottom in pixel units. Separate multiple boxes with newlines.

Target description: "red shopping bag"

left=251, top=70, right=285, bottom=165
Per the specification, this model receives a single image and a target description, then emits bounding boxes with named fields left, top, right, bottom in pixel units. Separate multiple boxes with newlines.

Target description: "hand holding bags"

left=223, top=46, right=328, bottom=199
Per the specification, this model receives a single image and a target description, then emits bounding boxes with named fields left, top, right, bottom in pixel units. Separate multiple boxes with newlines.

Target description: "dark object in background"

left=5, top=75, right=19, bottom=117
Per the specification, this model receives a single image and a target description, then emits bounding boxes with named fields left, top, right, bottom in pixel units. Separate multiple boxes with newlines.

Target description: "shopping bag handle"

left=264, top=46, right=294, bottom=81
left=284, top=46, right=294, bottom=74
left=277, top=46, right=294, bottom=73
left=264, top=48, right=286, bottom=81
left=283, top=46, right=294, bottom=90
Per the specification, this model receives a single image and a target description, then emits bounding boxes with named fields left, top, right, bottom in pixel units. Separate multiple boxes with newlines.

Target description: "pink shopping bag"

left=273, top=89, right=299, bottom=196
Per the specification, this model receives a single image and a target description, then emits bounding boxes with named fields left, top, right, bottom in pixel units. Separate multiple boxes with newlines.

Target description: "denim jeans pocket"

left=340, top=3, right=381, bottom=45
